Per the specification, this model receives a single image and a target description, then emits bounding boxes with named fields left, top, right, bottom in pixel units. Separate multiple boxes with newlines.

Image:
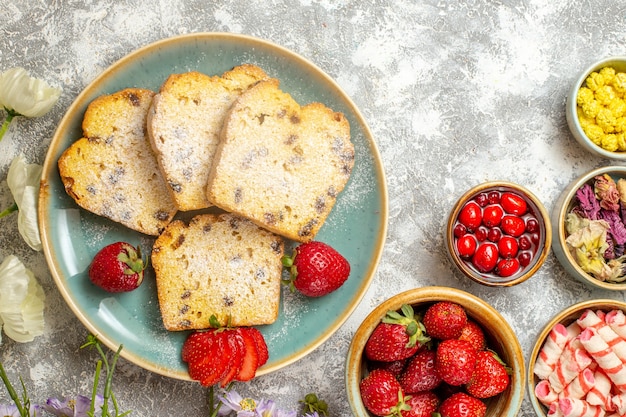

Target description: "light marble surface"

left=1, top=1, right=626, bottom=416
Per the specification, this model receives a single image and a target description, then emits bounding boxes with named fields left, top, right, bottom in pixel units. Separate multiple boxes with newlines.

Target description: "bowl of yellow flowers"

left=551, top=165, right=626, bottom=290
left=566, top=56, right=626, bottom=159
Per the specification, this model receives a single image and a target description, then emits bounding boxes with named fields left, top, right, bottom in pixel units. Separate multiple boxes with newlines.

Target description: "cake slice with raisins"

left=206, top=79, right=355, bottom=242
left=147, top=65, right=270, bottom=211
left=58, top=88, right=177, bottom=236
left=152, top=213, right=284, bottom=331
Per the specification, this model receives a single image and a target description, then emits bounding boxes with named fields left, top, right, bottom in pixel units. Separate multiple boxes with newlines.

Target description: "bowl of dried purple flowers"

left=552, top=166, right=626, bottom=290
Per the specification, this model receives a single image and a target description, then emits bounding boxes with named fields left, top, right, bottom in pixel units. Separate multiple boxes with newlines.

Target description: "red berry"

left=435, top=339, right=477, bottom=386
left=526, top=217, right=540, bottom=233
left=458, top=321, right=486, bottom=351
left=423, top=301, right=468, bottom=340
left=453, top=223, right=467, bottom=238
left=402, top=391, right=440, bottom=417
left=466, top=350, right=511, bottom=398
left=359, top=369, right=404, bottom=416
left=487, top=227, right=502, bottom=242
left=471, top=243, right=498, bottom=273
left=282, top=241, right=350, bottom=297
left=475, top=226, right=488, bottom=242
left=456, top=235, right=477, bottom=259
left=482, top=205, right=503, bottom=227
left=501, top=215, right=525, bottom=237
left=498, top=236, right=519, bottom=258
left=439, top=392, right=486, bottom=417
left=365, top=305, right=429, bottom=362
left=531, top=232, right=541, bottom=245
left=88, top=242, right=146, bottom=292
left=474, top=193, right=489, bottom=207
left=500, top=192, right=528, bottom=215
left=458, top=202, right=482, bottom=231
left=496, top=258, right=520, bottom=277
left=487, top=191, right=500, bottom=204
left=398, top=350, right=441, bottom=393
left=518, top=236, right=532, bottom=250
left=518, top=252, right=532, bottom=267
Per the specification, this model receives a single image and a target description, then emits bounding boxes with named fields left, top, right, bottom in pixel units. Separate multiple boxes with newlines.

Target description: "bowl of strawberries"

left=529, top=299, right=626, bottom=417
left=345, top=286, right=525, bottom=417
left=446, top=181, right=551, bottom=286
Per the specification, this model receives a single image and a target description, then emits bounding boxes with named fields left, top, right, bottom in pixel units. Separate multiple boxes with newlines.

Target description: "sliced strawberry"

left=219, top=329, right=245, bottom=388
left=235, top=328, right=260, bottom=381
left=245, top=327, right=269, bottom=367
left=182, top=330, right=230, bottom=387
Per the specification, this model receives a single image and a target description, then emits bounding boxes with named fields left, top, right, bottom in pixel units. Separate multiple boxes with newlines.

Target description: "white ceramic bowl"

left=446, top=181, right=551, bottom=286
left=551, top=166, right=626, bottom=290
left=528, top=299, right=626, bottom=417
left=345, top=286, right=525, bottom=417
left=566, top=56, right=626, bottom=160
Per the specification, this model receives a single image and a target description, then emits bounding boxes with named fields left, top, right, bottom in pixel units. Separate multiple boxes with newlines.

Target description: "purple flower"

left=0, top=403, right=40, bottom=417
left=574, top=183, right=601, bottom=220
left=42, top=394, right=104, bottom=417
left=600, top=209, right=626, bottom=245
left=256, top=399, right=297, bottom=417
left=0, top=404, right=20, bottom=417
left=218, top=391, right=258, bottom=417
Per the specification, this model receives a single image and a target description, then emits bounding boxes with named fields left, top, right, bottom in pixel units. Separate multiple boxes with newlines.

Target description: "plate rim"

left=38, top=32, right=389, bottom=380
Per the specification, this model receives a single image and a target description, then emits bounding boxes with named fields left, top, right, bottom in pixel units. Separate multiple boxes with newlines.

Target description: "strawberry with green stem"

left=88, top=242, right=147, bottom=292
left=282, top=241, right=350, bottom=297
left=365, top=304, right=430, bottom=362
left=466, top=349, right=511, bottom=398
left=359, top=369, right=410, bottom=417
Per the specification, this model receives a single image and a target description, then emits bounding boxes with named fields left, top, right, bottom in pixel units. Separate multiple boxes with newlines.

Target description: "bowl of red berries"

left=345, top=286, right=525, bottom=417
left=529, top=299, right=626, bottom=417
left=446, top=181, right=552, bottom=286
left=552, top=166, right=626, bottom=290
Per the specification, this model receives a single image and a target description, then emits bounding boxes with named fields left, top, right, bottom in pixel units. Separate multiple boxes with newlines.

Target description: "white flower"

left=7, top=155, right=43, bottom=251
left=0, top=255, right=45, bottom=344
left=0, top=67, right=61, bottom=117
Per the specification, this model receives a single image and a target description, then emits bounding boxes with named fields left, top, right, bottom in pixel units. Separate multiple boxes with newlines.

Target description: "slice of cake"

left=147, top=65, right=270, bottom=211
left=58, top=88, right=178, bottom=236
left=152, top=213, right=284, bottom=331
left=206, top=79, right=355, bottom=242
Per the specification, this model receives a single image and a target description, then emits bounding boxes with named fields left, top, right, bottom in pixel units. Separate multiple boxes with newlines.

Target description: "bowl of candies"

left=446, top=181, right=551, bottom=286
left=529, top=299, right=626, bottom=417
left=566, top=56, right=626, bottom=160
left=552, top=166, right=626, bottom=290
left=345, top=286, right=525, bottom=417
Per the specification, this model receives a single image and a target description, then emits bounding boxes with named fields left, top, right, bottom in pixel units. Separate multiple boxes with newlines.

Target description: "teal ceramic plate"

left=39, top=33, right=388, bottom=381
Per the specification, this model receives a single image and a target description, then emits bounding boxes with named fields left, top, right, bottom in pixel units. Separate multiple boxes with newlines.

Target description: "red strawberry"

left=218, top=330, right=245, bottom=387
left=282, top=241, right=350, bottom=297
left=88, top=242, right=146, bottom=292
left=365, top=304, right=430, bottom=362
left=458, top=320, right=486, bottom=351
left=244, top=326, right=269, bottom=367
left=234, top=327, right=260, bottom=382
left=359, top=369, right=408, bottom=416
left=401, top=391, right=440, bottom=417
left=435, top=339, right=477, bottom=386
left=181, top=329, right=231, bottom=387
left=423, top=301, right=468, bottom=340
left=438, top=392, right=486, bottom=417
left=398, top=349, right=441, bottom=393
left=466, top=350, right=511, bottom=398
left=368, top=359, right=408, bottom=377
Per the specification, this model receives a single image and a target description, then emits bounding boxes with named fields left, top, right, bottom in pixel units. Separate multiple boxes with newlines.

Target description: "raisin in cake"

left=58, top=88, right=177, bottom=236
left=206, top=79, right=355, bottom=242
left=152, top=213, right=284, bottom=331
left=147, top=65, right=270, bottom=211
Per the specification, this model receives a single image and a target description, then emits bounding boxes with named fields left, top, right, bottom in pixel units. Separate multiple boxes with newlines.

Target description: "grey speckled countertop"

left=1, top=1, right=626, bottom=416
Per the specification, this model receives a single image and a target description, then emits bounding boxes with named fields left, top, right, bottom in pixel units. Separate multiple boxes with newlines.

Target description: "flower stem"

left=0, top=202, right=18, bottom=219
left=0, top=361, right=28, bottom=417
left=0, top=109, right=17, bottom=143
